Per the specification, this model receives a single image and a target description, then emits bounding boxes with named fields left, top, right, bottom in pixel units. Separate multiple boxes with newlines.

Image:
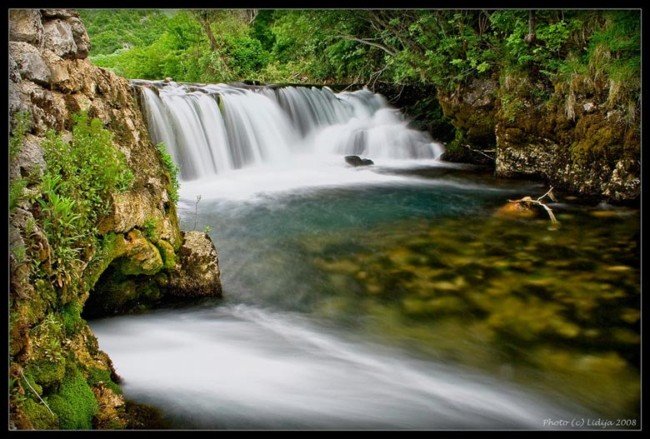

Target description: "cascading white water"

left=138, top=82, right=444, bottom=182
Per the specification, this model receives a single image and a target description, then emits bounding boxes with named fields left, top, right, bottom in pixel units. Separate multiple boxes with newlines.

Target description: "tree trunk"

left=524, top=10, right=537, bottom=45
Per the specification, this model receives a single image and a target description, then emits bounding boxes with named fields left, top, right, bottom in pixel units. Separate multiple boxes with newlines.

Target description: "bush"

left=38, top=112, right=134, bottom=289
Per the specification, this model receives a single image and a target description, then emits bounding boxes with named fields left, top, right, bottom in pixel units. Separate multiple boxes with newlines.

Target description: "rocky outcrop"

left=9, top=9, right=222, bottom=430
left=428, top=68, right=639, bottom=201
left=494, top=71, right=640, bottom=202
left=167, top=232, right=223, bottom=297
left=437, top=77, right=499, bottom=148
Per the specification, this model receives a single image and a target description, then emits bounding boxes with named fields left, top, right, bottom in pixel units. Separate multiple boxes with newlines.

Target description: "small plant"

left=9, top=178, right=27, bottom=211
left=155, top=142, right=179, bottom=205
left=203, top=225, right=212, bottom=234
left=11, top=245, right=27, bottom=265
left=194, top=194, right=202, bottom=229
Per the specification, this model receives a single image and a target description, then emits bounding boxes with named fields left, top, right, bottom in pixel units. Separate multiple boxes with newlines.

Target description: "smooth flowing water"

left=91, top=84, right=639, bottom=430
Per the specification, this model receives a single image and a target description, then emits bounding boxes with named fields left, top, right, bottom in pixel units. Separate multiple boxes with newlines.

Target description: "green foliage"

left=203, top=225, right=212, bottom=234
left=47, top=366, right=99, bottom=430
left=79, top=9, right=172, bottom=56
left=155, top=142, right=179, bottom=204
left=38, top=112, right=133, bottom=288
left=9, top=178, right=27, bottom=211
left=10, top=111, right=31, bottom=161
left=81, top=9, right=639, bottom=109
left=11, top=244, right=27, bottom=265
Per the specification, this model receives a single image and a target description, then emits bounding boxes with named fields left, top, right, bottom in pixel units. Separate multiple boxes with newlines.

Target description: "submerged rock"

left=345, top=155, right=374, bottom=167
left=167, top=231, right=222, bottom=297
left=494, top=201, right=540, bottom=220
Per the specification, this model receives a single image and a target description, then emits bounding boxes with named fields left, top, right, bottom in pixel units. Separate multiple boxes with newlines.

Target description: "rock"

left=117, top=230, right=164, bottom=276
left=68, top=17, right=90, bottom=59
left=164, top=77, right=173, bottom=83
left=167, top=232, right=222, bottom=297
left=345, top=155, right=374, bottom=167
left=40, top=9, right=78, bottom=19
left=494, top=201, right=539, bottom=220
left=11, top=134, right=47, bottom=181
left=9, top=42, right=51, bottom=86
left=9, top=10, right=43, bottom=45
left=42, top=19, right=77, bottom=59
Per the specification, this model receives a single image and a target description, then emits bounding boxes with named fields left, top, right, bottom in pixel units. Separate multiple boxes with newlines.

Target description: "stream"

left=91, top=83, right=639, bottom=429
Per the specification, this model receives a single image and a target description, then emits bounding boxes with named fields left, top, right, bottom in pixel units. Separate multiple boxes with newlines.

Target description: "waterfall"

left=137, top=82, right=444, bottom=181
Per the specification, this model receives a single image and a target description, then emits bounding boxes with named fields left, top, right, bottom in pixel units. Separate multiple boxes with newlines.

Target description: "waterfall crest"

left=138, top=82, right=444, bottom=181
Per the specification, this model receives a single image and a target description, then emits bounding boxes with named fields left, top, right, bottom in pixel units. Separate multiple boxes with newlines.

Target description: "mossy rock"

left=155, top=239, right=176, bottom=271
left=61, top=301, right=85, bottom=336
left=21, top=398, right=58, bottom=429
left=47, top=366, right=99, bottom=430
left=116, top=230, right=163, bottom=276
left=25, top=360, right=66, bottom=388
left=87, top=367, right=122, bottom=395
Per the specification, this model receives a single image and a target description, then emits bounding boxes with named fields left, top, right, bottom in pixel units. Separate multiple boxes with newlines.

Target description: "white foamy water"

left=91, top=305, right=585, bottom=429
left=138, top=82, right=443, bottom=182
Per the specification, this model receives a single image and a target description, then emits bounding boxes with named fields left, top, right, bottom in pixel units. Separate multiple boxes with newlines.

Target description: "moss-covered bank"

left=9, top=9, right=221, bottom=429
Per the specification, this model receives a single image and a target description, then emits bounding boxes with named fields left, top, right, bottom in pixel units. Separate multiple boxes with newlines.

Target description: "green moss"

left=25, top=360, right=66, bottom=388
left=155, top=142, right=179, bottom=205
left=22, top=398, right=58, bottom=429
left=143, top=218, right=158, bottom=242
left=47, top=366, right=99, bottom=430
left=61, top=301, right=85, bottom=336
left=117, top=241, right=163, bottom=276
left=155, top=239, right=176, bottom=270
left=87, top=367, right=123, bottom=395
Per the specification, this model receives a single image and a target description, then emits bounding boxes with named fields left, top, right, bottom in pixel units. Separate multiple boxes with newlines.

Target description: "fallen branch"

left=508, top=186, right=558, bottom=224
left=461, top=143, right=495, bottom=161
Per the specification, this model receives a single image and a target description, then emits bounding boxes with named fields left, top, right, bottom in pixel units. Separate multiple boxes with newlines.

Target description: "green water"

left=186, top=166, right=640, bottom=421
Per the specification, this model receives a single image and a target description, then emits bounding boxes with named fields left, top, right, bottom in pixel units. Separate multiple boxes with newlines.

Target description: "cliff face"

left=435, top=72, right=639, bottom=202
left=9, top=9, right=221, bottom=429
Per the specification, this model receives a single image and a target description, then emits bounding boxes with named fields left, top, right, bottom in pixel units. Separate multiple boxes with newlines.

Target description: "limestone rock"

left=9, top=10, right=43, bottom=45
left=42, top=19, right=77, bottom=59
left=117, top=230, right=164, bottom=276
left=168, top=232, right=222, bottom=297
left=11, top=134, right=46, bottom=181
left=69, top=17, right=90, bottom=59
left=41, top=9, right=78, bottom=19
left=9, top=42, right=51, bottom=86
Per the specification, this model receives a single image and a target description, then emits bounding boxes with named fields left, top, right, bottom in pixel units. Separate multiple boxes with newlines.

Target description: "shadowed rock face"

left=9, top=9, right=222, bottom=430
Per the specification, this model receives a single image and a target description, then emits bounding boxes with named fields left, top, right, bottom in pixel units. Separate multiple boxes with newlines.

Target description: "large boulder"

left=42, top=18, right=78, bottom=59
left=9, top=42, right=51, bottom=86
left=9, top=10, right=43, bottom=45
left=167, top=232, right=222, bottom=297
